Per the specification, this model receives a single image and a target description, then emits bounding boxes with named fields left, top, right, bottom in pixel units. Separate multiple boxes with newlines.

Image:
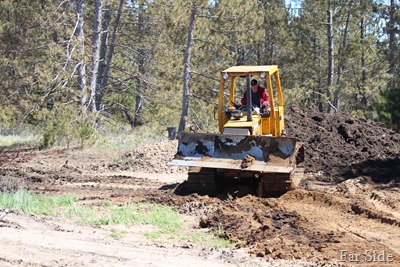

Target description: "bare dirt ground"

left=1, top=107, right=400, bottom=266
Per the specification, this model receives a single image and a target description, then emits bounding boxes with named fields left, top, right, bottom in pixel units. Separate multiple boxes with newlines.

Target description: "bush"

left=377, top=77, right=400, bottom=131
left=38, top=105, right=97, bottom=149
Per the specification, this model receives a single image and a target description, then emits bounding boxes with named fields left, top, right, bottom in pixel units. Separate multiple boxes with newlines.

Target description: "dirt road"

left=1, top=108, right=399, bottom=266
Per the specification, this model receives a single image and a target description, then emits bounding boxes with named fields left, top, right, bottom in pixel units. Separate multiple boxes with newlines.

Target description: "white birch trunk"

left=75, top=0, right=87, bottom=106
left=134, top=0, right=145, bottom=127
left=88, top=0, right=103, bottom=112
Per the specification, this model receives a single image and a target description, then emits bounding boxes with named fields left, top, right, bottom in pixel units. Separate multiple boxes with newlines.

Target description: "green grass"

left=0, top=190, right=230, bottom=248
left=66, top=203, right=183, bottom=231
left=180, top=231, right=231, bottom=248
left=110, top=229, right=128, bottom=239
left=0, top=189, right=76, bottom=215
left=66, top=202, right=230, bottom=248
left=64, top=205, right=98, bottom=224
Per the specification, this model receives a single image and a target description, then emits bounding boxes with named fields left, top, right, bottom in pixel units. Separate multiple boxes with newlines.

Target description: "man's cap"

left=251, top=79, right=258, bottom=86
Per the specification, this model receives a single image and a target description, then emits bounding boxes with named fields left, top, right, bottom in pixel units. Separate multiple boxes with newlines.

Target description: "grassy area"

left=0, top=124, right=168, bottom=151
left=0, top=189, right=75, bottom=215
left=65, top=203, right=229, bottom=247
left=179, top=231, right=231, bottom=248
left=0, top=190, right=230, bottom=248
left=0, top=120, right=168, bottom=151
left=0, top=132, right=41, bottom=148
left=66, top=203, right=183, bottom=230
left=93, top=124, right=168, bottom=150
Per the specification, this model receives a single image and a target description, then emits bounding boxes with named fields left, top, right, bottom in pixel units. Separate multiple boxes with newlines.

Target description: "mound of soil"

left=108, top=140, right=187, bottom=174
left=147, top=190, right=398, bottom=264
left=285, top=107, right=400, bottom=183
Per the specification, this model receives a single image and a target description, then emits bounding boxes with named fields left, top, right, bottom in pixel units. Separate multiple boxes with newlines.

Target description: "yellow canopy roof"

left=221, top=65, right=278, bottom=75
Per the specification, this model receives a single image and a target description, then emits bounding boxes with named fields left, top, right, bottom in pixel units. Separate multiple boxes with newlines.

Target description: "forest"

left=0, top=0, right=399, bottom=147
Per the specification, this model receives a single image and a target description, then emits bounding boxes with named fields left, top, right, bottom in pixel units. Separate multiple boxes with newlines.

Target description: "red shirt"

left=241, top=86, right=270, bottom=107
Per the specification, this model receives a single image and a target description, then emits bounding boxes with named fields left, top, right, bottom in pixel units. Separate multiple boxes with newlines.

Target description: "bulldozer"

left=169, top=65, right=304, bottom=197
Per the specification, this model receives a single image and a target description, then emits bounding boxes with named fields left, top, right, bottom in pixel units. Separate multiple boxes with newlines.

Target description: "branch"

left=308, top=89, right=338, bottom=112
left=0, top=41, right=68, bottom=54
left=190, top=70, right=219, bottom=81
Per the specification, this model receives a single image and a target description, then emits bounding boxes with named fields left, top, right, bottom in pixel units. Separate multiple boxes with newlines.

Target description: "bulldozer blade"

left=169, top=132, right=298, bottom=173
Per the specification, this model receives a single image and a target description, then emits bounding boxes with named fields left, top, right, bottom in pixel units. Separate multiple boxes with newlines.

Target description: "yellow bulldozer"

left=170, top=65, right=304, bottom=197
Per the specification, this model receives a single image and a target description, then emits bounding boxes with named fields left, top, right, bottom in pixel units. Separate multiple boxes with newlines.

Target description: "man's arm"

left=261, top=89, right=270, bottom=107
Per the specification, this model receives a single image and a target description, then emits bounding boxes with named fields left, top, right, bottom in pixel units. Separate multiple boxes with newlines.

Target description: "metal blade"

left=169, top=132, right=297, bottom=172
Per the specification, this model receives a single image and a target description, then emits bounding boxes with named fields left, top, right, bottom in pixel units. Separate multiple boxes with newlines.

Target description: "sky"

left=285, top=0, right=302, bottom=9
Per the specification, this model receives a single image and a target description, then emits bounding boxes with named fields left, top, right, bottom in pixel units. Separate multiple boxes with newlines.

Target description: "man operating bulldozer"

left=238, top=79, right=270, bottom=112
left=169, top=65, right=304, bottom=197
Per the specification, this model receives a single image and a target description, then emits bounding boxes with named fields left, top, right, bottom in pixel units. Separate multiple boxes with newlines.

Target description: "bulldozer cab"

left=218, top=65, right=285, bottom=137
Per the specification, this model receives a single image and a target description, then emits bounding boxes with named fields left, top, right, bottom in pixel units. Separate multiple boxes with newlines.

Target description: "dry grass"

left=0, top=132, right=40, bottom=148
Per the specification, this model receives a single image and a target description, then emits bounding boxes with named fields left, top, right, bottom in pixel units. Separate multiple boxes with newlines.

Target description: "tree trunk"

left=327, top=0, right=334, bottom=113
left=360, top=17, right=368, bottom=109
left=134, top=0, right=145, bottom=127
left=388, top=0, right=395, bottom=74
left=95, top=4, right=110, bottom=111
left=88, top=0, right=103, bottom=112
left=123, top=108, right=135, bottom=128
left=256, top=43, right=261, bottom=65
left=100, top=0, right=124, bottom=91
left=236, top=47, right=245, bottom=66
left=334, top=4, right=352, bottom=111
left=178, top=1, right=197, bottom=132
left=75, top=0, right=87, bottom=106
left=312, top=34, right=323, bottom=112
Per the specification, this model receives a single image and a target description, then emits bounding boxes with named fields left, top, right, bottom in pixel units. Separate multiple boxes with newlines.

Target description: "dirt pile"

left=285, top=107, right=400, bottom=182
left=147, top=189, right=399, bottom=264
left=108, top=140, right=187, bottom=174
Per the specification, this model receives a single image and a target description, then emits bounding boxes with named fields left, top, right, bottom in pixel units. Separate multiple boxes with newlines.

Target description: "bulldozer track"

left=176, top=165, right=305, bottom=198
left=175, top=167, right=218, bottom=196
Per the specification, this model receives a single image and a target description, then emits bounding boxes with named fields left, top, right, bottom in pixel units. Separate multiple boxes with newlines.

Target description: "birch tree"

left=134, top=0, right=146, bottom=127
left=88, top=0, right=103, bottom=112
left=75, top=0, right=87, bottom=106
